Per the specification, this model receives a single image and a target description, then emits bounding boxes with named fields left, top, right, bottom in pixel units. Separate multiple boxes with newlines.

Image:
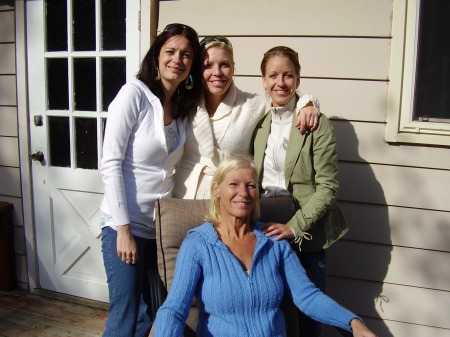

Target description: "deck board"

left=0, top=290, right=107, bottom=336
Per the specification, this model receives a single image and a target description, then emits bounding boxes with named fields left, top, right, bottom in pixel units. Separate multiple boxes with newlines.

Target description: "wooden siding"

left=0, top=107, right=18, bottom=137
left=0, top=4, right=27, bottom=290
left=0, top=10, right=15, bottom=42
left=160, top=1, right=450, bottom=336
left=160, top=0, right=393, bottom=37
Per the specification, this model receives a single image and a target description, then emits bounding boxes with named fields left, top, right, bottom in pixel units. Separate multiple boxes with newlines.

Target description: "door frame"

left=16, top=0, right=38, bottom=292
left=16, top=0, right=154, bottom=295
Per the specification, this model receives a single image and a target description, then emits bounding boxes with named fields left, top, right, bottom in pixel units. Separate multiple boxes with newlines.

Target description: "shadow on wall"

left=324, top=119, right=394, bottom=337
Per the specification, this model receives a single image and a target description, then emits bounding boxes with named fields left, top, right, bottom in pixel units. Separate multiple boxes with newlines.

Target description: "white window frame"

left=386, top=0, right=450, bottom=146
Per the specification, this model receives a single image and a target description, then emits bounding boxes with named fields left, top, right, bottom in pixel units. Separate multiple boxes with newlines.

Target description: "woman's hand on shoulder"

left=296, top=102, right=319, bottom=135
left=351, top=318, right=377, bottom=337
left=262, top=222, right=295, bottom=241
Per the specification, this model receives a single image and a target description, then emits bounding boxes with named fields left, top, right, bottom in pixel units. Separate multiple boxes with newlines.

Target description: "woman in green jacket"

left=253, top=46, right=348, bottom=337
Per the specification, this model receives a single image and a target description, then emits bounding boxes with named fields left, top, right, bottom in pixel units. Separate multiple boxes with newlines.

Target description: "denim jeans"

left=295, top=249, right=327, bottom=337
left=101, top=226, right=157, bottom=337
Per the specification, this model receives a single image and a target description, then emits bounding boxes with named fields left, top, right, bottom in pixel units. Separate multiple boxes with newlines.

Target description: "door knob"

left=30, top=151, right=44, bottom=162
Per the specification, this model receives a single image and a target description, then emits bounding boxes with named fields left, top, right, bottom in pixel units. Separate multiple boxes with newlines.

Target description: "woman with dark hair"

left=99, top=23, right=202, bottom=337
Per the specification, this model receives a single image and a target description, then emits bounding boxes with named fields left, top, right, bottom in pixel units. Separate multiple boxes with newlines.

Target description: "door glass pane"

left=102, top=58, right=126, bottom=111
left=48, top=117, right=70, bottom=167
left=46, top=0, right=68, bottom=52
left=47, top=58, right=69, bottom=110
left=74, top=58, right=97, bottom=111
left=101, top=0, right=126, bottom=50
left=73, top=0, right=96, bottom=51
left=75, top=118, right=98, bottom=169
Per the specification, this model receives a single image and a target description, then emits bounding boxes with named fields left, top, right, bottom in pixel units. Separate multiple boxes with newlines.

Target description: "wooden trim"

left=16, top=0, right=37, bottom=291
left=33, top=288, right=109, bottom=310
left=150, top=0, right=159, bottom=43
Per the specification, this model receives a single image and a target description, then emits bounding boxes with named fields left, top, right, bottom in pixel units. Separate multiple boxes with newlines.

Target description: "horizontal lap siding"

left=0, top=10, right=15, bottom=42
left=339, top=202, right=449, bottom=252
left=325, top=277, right=450, bottom=335
left=161, top=1, right=446, bottom=336
left=0, top=75, right=17, bottom=105
left=160, top=0, right=393, bottom=37
left=0, top=43, right=16, bottom=74
left=329, top=241, right=449, bottom=291
left=0, top=166, right=21, bottom=198
left=0, top=107, right=18, bottom=136
left=0, top=137, right=20, bottom=167
left=334, top=121, right=450, bottom=169
left=339, top=162, right=450, bottom=211
left=0, top=6, right=27, bottom=288
left=0, top=6, right=20, bottom=198
left=232, top=37, right=391, bottom=80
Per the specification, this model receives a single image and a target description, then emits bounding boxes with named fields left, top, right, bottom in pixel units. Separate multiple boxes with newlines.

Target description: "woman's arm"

left=100, top=84, right=141, bottom=227
left=153, top=233, right=203, bottom=337
left=280, top=242, right=376, bottom=336
left=100, top=84, right=142, bottom=261
left=263, top=115, right=338, bottom=242
left=287, top=115, right=339, bottom=235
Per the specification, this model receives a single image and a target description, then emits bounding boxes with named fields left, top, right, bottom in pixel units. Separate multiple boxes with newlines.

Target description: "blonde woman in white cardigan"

left=174, top=36, right=320, bottom=199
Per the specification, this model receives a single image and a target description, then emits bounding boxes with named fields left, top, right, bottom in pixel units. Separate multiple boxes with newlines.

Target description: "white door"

left=27, top=0, right=143, bottom=302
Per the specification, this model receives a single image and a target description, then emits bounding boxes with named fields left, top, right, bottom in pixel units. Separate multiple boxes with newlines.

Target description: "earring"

left=155, top=67, right=160, bottom=81
left=185, top=74, right=193, bottom=90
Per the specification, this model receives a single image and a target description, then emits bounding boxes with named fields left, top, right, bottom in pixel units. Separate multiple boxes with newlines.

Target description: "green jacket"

left=253, top=109, right=348, bottom=252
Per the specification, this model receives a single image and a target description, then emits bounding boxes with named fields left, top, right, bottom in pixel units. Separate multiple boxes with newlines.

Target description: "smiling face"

left=158, top=35, right=194, bottom=88
left=213, top=167, right=257, bottom=222
left=262, top=55, right=300, bottom=107
left=202, top=46, right=234, bottom=101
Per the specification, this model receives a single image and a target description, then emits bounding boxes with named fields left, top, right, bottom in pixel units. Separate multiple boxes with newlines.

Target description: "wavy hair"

left=137, top=24, right=202, bottom=120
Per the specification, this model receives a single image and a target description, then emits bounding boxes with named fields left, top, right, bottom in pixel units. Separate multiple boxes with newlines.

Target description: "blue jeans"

left=295, top=249, right=327, bottom=337
left=101, top=226, right=156, bottom=337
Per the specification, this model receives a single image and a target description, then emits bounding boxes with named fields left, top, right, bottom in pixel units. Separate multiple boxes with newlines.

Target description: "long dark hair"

left=137, top=24, right=202, bottom=120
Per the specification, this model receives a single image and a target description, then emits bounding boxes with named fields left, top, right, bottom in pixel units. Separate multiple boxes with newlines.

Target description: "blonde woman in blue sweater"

left=153, top=155, right=376, bottom=337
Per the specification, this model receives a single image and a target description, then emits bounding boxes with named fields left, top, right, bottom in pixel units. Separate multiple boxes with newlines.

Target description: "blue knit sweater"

left=153, top=222, right=359, bottom=337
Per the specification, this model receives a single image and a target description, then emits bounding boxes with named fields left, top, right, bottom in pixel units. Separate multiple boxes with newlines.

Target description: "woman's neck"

left=215, top=217, right=256, bottom=272
left=216, top=216, right=252, bottom=240
left=204, top=91, right=227, bottom=117
left=162, top=101, right=173, bottom=126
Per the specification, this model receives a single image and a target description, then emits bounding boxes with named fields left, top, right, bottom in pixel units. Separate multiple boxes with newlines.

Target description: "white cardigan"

left=174, top=83, right=317, bottom=199
left=100, top=80, right=187, bottom=239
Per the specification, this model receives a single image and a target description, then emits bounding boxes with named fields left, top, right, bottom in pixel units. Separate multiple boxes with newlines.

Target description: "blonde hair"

left=205, top=155, right=260, bottom=225
left=201, top=41, right=235, bottom=68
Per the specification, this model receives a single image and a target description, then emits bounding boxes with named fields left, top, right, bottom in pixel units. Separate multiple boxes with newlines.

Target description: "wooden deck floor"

left=0, top=290, right=108, bottom=337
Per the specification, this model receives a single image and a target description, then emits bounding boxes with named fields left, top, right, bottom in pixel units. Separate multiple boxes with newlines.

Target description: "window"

left=386, top=0, right=450, bottom=145
left=44, top=0, right=129, bottom=169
